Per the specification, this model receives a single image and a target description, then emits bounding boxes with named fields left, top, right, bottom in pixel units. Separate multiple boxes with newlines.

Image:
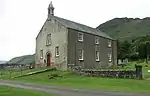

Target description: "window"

left=95, top=51, right=100, bottom=61
left=108, top=40, right=112, bottom=47
left=48, top=18, right=51, bottom=21
left=78, top=33, right=83, bottom=42
left=46, top=34, right=51, bottom=45
left=95, top=37, right=99, bottom=44
left=78, top=49, right=84, bottom=60
left=55, top=46, right=59, bottom=57
left=40, top=49, right=43, bottom=59
left=108, top=53, right=112, bottom=62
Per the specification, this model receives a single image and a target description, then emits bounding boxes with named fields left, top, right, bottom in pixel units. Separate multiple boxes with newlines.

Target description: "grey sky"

left=0, top=0, right=150, bottom=61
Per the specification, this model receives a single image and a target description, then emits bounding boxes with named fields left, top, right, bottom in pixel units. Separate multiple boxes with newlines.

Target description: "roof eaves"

left=36, top=19, right=48, bottom=39
left=68, top=28, right=114, bottom=40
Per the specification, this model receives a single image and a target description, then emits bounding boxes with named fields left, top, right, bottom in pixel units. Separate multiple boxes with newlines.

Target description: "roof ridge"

left=53, top=16, right=113, bottom=40
left=54, top=16, right=96, bottom=29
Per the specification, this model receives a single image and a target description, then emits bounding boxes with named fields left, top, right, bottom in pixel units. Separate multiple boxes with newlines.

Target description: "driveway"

left=0, top=80, right=149, bottom=96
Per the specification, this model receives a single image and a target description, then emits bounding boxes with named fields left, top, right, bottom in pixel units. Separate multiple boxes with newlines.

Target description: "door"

left=47, top=53, right=51, bottom=67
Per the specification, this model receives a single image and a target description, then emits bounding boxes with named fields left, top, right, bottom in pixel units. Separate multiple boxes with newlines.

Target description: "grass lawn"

left=0, top=67, right=50, bottom=79
left=0, top=62, right=150, bottom=93
left=11, top=71, right=150, bottom=93
left=0, top=86, right=54, bottom=96
left=143, top=66, right=150, bottom=78
left=117, top=62, right=150, bottom=78
left=129, top=62, right=150, bottom=78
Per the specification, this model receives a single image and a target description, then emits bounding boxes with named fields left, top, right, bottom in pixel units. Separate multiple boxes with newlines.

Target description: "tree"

left=118, top=40, right=132, bottom=60
left=117, top=35, right=150, bottom=62
left=134, top=35, right=150, bottom=63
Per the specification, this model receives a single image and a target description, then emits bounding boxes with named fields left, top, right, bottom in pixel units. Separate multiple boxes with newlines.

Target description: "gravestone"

left=135, top=64, right=143, bottom=80
left=118, top=59, right=122, bottom=65
left=124, top=58, right=128, bottom=64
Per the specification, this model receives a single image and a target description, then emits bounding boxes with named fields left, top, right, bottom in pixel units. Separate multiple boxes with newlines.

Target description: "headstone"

left=122, top=59, right=128, bottom=64
left=118, top=59, right=122, bottom=65
left=135, top=65, right=143, bottom=80
left=125, top=58, right=128, bottom=64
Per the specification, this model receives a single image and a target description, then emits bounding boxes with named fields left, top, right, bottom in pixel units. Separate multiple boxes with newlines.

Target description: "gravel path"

left=0, top=80, right=149, bottom=96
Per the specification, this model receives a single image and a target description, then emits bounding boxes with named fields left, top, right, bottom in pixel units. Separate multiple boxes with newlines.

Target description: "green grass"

left=116, top=61, right=150, bottom=78
left=11, top=71, right=150, bottom=93
left=127, top=62, right=150, bottom=78
left=0, top=67, right=50, bottom=79
left=1, top=62, right=150, bottom=93
left=143, top=66, right=150, bottom=78
left=0, top=86, right=54, bottom=96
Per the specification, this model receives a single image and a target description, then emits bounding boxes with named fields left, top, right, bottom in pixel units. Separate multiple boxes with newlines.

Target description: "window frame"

left=40, top=49, right=43, bottom=59
left=95, top=51, right=100, bottom=61
left=78, top=32, right=83, bottom=42
left=108, top=40, right=112, bottom=47
left=95, top=37, right=99, bottom=44
left=55, top=46, right=59, bottom=57
left=108, top=53, right=112, bottom=62
left=46, top=34, right=51, bottom=46
left=78, top=49, right=84, bottom=61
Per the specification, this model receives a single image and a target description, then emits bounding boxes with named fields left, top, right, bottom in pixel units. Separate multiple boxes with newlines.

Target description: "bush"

left=144, top=64, right=148, bottom=67
left=48, top=73, right=59, bottom=79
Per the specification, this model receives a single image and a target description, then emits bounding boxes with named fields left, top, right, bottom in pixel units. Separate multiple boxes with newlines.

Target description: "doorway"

left=47, top=53, right=51, bottom=67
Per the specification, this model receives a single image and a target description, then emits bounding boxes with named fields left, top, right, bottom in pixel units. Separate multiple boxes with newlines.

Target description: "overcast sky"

left=0, top=0, right=150, bottom=61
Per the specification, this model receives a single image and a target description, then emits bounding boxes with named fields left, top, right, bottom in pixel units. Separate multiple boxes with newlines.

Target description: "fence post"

left=1, top=69, right=2, bottom=77
left=20, top=65, right=22, bottom=76
left=9, top=66, right=12, bottom=79
left=0, top=65, right=3, bottom=78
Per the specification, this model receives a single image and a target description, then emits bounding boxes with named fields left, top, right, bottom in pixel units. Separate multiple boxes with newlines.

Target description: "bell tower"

left=48, top=1, right=54, bottom=17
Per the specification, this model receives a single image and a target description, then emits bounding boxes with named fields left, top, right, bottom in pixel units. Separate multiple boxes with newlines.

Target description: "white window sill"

left=108, top=45, right=112, bottom=47
left=46, top=44, right=51, bottom=46
left=40, top=57, right=43, bottom=59
left=96, top=59, right=100, bottom=62
left=79, top=59, right=84, bottom=61
left=78, top=40, right=83, bottom=42
left=109, top=60, right=112, bottom=62
left=55, top=55, right=59, bottom=57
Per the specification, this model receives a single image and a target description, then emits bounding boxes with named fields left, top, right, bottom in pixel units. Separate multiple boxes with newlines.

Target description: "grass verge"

left=0, top=62, right=150, bottom=93
left=11, top=71, right=150, bottom=93
left=0, top=86, right=54, bottom=96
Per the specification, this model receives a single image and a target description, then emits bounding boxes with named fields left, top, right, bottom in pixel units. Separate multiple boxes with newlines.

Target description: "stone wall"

left=71, top=67, right=136, bottom=79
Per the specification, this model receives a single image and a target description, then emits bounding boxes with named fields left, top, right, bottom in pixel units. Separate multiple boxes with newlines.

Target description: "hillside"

left=0, top=61, right=7, bottom=64
left=97, top=17, right=150, bottom=41
left=8, top=54, right=35, bottom=65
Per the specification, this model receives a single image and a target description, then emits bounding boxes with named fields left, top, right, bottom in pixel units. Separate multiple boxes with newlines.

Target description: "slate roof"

left=53, top=16, right=114, bottom=40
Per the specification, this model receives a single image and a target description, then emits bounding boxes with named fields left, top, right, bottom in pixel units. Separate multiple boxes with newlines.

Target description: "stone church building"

left=35, top=2, right=117, bottom=70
